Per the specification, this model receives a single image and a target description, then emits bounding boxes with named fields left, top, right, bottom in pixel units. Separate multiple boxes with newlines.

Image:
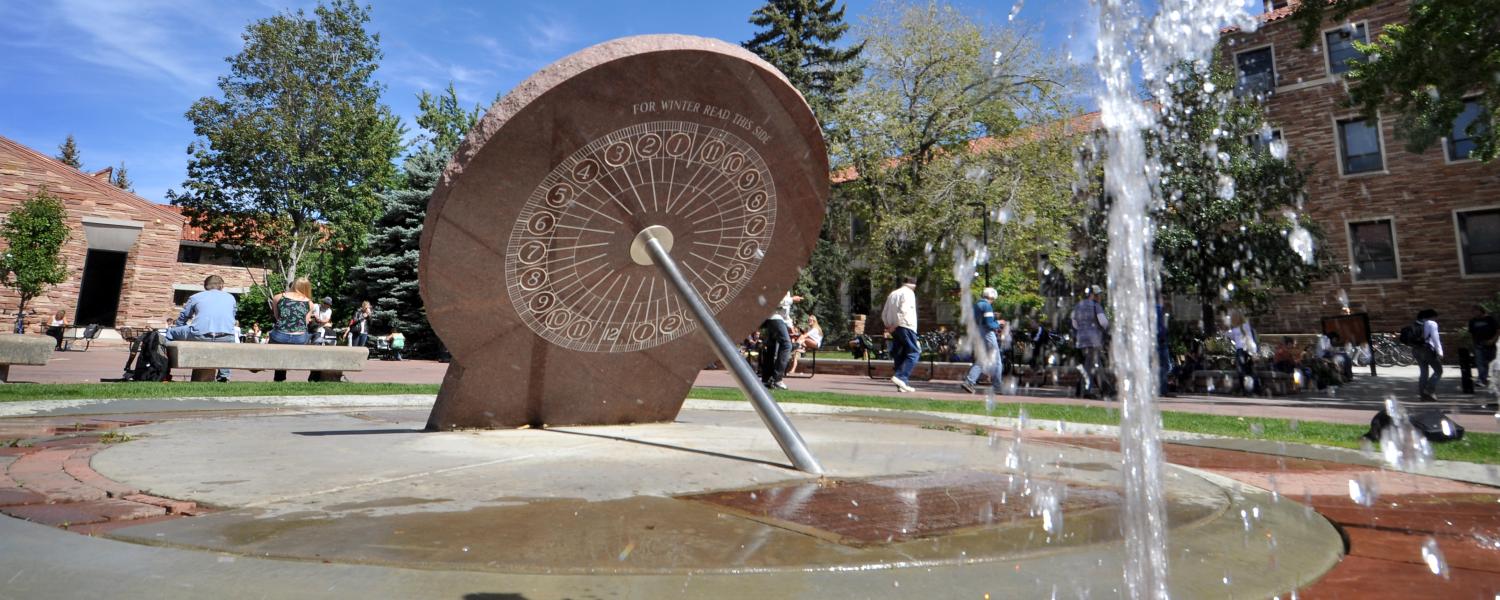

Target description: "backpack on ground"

left=1363, top=409, right=1464, bottom=443
left=126, top=330, right=171, bottom=382
left=1397, top=320, right=1425, bottom=348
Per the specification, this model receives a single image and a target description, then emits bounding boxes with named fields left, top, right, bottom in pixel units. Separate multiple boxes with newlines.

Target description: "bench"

left=165, top=341, right=369, bottom=382
left=0, top=334, right=53, bottom=382
left=1189, top=370, right=1238, bottom=394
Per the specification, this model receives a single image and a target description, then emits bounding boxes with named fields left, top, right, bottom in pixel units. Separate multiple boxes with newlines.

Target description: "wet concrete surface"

left=0, top=399, right=1360, bottom=597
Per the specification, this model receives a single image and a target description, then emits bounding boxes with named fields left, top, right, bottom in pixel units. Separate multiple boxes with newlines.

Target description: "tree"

left=743, top=0, right=864, bottom=127
left=833, top=0, right=1074, bottom=286
left=170, top=0, right=403, bottom=297
left=1076, top=62, right=1341, bottom=332
left=1289, top=0, right=1500, bottom=161
left=0, top=187, right=70, bottom=322
left=346, top=84, right=485, bottom=353
left=112, top=162, right=133, bottom=192
left=56, top=135, right=82, bottom=169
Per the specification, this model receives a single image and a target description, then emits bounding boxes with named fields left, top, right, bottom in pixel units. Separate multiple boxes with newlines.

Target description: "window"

left=1263, top=0, right=1289, bottom=10
left=1447, top=99, right=1487, bottom=162
left=1348, top=219, right=1398, bottom=281
left=172, top=290, right=195, bottom=306
left=177, top=245, right=203, bottom=264
left=1337, top=118, right=1383, bottom=174
left=1234, top=47, right=1275, bottom=97
left=1247, top=129, right=1283, bottom=155
left=1456, top=208, right=1500, bottom=275
left=1324, top=23, right=1368, bottom=75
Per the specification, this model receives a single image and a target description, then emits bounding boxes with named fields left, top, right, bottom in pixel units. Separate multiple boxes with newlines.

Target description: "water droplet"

left=1421, top=537, right=1449, bottom=579
left=1348, top=474, right=1378, bottom=507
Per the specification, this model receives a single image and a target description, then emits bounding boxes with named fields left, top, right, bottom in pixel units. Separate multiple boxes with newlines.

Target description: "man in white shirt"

left=759, top=292, right=801, bottom=390
left=882, top=276, right=919, bottom=392
left=1414, top=308, right=1443, bottom=401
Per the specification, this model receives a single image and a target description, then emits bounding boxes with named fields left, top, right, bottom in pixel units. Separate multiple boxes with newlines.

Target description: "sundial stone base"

left=420, top=35, right=828, bottom=430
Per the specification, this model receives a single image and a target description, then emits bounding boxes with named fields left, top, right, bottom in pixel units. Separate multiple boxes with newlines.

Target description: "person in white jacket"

left=882, top=276, right=920, bottom=392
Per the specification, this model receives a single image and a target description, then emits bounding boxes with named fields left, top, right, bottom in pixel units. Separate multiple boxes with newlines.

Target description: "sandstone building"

left=1221, top=1, right=1499, bottom=332
left=0, top=135, right=264, bottom=334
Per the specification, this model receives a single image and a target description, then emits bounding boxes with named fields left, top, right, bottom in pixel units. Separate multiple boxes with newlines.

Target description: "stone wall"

left=1222, top=1, right=1500, bottom=335
left=0, top=136, right=184, bottom=332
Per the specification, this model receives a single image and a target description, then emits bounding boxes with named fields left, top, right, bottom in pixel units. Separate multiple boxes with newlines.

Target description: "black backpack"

left=1364, top=409, right=1465, bottom=443
left=127, top=330, right=171, bottom=382
left=1397, top=320, right=1426, bottom=348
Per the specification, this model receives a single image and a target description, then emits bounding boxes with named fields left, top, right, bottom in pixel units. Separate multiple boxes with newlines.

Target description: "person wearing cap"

left=310, top=296, right=334, bottom=345
left=1414, top=308, right=1443, bottom=401
left=165, top=274, right=238, bottom=382
left=961, top=287, right=1006, bottom=395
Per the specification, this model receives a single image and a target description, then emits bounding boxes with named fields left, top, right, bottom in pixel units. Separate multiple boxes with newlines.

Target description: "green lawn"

left=687, top=386, right=1500, bottom=465
left=1, top=381, right=1492, bottom=465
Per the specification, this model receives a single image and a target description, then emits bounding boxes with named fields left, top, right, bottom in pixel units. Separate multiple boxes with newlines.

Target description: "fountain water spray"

left=1090, top=0, right=1256, bottom=597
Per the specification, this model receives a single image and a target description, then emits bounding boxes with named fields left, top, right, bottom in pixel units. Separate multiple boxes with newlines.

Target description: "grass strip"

left=687, top=386, right=1500, bottom=465
left=0, top=382, right=439, bottom=402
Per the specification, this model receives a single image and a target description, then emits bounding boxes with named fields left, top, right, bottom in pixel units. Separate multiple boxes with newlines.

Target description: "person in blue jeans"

left=961, top=287, right=1005, bottom=395
left=1157, top=299, right=1174, bottom=397
left=269, top=277, right=315, bottom=382
left=882, top=276, right=920, bottom=392
left=164, top=274, right=238, bottom=382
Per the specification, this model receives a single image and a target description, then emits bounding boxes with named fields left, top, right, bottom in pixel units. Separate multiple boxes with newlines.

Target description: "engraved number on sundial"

left=505, top=121, right=777, bottom=353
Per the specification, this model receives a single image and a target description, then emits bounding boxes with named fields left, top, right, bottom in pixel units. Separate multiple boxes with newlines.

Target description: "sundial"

left=420, top=35, right=827, bottom=471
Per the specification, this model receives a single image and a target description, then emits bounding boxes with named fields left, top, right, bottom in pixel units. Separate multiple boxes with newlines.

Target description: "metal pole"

left=639, top=232, right=825, bottom=475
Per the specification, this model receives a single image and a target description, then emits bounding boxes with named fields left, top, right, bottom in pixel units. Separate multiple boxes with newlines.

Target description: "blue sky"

left=0, top=0, right=1102, bottom=204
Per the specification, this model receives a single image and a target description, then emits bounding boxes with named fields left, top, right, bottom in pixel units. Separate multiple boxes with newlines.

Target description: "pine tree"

left=345, top=83, right=484, bottom=355
left=56, top=135, right=82, bottom=169
left=345, top=147, right=442, bottom=352
left=743, top=0, right=864, bottom=126
left=112, top=162, right=133, bottom=191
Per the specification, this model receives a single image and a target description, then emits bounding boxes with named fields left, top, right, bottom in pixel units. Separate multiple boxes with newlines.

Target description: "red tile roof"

left=830, top=111, right=1102, bottom=184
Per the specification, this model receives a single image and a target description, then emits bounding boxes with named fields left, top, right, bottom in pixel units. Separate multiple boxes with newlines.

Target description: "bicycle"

left=1369, top=332, right=1414, bottom=367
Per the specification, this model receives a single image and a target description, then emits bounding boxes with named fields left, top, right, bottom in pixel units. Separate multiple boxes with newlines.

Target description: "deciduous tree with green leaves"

left=1289, top=0, right=1500, bottom=162
left=1, top=187, right=70, bottom=324
left=169, top=0, right=403, bottom=297
left=1076, top=61, right=1341, bottom=333
left=834, top=0, right=1074, bottom=288
left=56, top=135, right=82, bottom=169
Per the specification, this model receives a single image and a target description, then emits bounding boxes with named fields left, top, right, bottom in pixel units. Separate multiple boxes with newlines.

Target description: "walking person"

left=1468, top=304, right=1498, bottom=389
left=269, top=277, right=315, bottom=382
left=348, top=300, right=373, bottom=348
left=1071, top=288, right=1108, bottom=399
left=164, top=275, right=239, bottom=382
left=961, top=287, right=1005, bottom=395
left=882, top=276, right=919, bottom=393
left=1225, top=311, right=1259, bottom=395
left=45, top=309, right=67, bottom=350
left=1413, top=308, right=1444, bottom=401
left=1156, top=298, right=1174, bottom=397
left=759, top=292, right=801, bottom=389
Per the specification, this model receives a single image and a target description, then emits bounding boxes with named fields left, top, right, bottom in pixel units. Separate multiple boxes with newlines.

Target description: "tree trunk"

left=1200, top=299, right=1216, bottom=337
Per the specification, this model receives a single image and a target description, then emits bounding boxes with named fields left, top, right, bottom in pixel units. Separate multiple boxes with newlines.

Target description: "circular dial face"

left=505, top=121, right=777, bottom=353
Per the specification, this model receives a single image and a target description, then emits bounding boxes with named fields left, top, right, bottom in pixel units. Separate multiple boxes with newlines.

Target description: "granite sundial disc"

left=420, top=35, right=828, bottom=429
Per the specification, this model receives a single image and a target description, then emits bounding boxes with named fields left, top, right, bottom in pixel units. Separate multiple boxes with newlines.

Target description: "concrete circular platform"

left=4, top=400, right=1343, bottom=598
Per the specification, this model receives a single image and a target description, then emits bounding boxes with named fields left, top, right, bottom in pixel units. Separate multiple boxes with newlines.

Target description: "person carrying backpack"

left=1406, top=308, right=1444, bottom=401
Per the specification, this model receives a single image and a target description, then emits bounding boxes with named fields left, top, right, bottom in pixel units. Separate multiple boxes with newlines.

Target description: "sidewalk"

left=8, top=343, right=1499, bottom=433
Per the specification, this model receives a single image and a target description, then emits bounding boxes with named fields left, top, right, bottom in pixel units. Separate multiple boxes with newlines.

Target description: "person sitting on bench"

left=788, top=315, right=823, bottom=375
left=164, top=274, right=238, bottom=382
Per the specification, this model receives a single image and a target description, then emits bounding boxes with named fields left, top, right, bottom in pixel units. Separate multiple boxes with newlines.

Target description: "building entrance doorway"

left=75, top=250, right=127, bottom=327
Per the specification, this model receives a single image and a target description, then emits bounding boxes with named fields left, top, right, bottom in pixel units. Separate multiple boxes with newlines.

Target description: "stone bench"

left=165, top=342, right=369, bottom=382
left=0, top=334, right=53, bottom=382
left=1189, top=370, right=1238, bottom=394
left=1254, top=370, right=1302, bottom=396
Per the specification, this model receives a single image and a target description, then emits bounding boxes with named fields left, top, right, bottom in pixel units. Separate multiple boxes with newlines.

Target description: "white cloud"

left=525, top=16, right=576, bottom=53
